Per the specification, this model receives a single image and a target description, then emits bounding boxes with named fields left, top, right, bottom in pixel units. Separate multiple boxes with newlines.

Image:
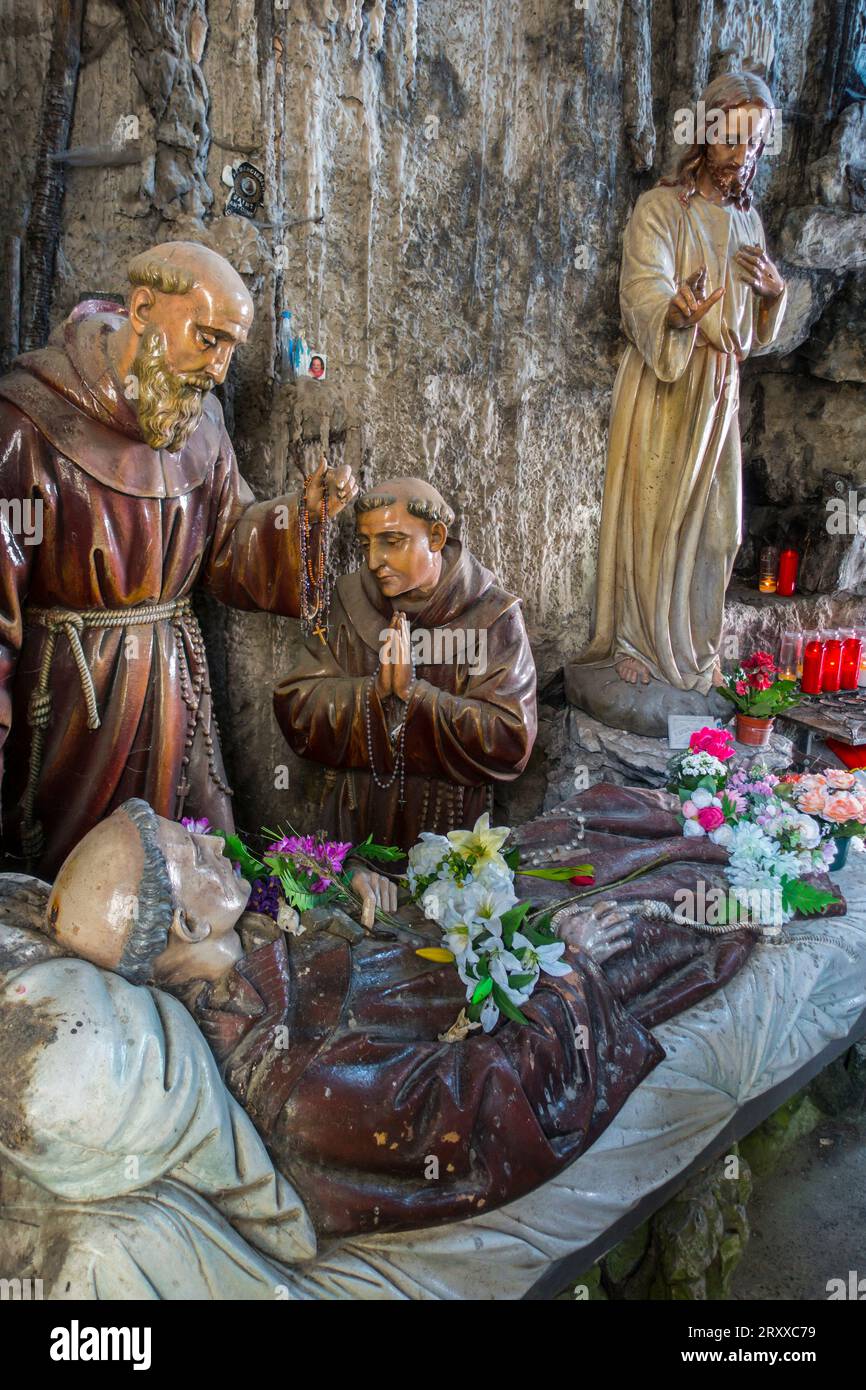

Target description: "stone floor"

left=731, top=1105, right=866, bottom=1301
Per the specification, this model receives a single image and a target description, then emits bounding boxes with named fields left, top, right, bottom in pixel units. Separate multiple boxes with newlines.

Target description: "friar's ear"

left=429, top=520, right=448, bottom=553
left=169, top=908, right=211, bottom=945
left=128, top=285, right=156, bottom=335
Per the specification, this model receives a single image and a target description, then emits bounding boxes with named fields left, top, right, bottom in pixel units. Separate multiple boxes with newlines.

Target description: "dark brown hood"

left=0, top=300, right=221, bottom=498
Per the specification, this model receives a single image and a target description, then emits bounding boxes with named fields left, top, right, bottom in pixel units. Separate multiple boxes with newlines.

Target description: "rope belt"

left=21, top=597, right=199, bottom=867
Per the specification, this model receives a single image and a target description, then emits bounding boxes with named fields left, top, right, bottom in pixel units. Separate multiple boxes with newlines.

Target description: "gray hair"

left=116, top=798, right=175, bottom=984
left=355, top=491, right=455, bottom=528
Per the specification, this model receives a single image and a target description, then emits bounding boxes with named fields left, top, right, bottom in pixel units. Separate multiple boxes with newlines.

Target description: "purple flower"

left=249, top=875, right=282, bottom=920
left=266, top=834, right=353, bottom=893
left=181, top=816, right=211, bottom=834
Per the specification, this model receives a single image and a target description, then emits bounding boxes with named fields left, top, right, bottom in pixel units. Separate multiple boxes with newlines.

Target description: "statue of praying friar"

left=0, top=241, right=358, bottom=877
left=568, top=72, right=787, bottom=736
left=273, top=477, right=538, bottom=852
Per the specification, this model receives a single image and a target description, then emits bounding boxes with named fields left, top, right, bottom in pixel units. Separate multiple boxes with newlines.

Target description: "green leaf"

left=697, top=776, right=717, bottom=792
left=523, top=922, right=558, bottom=947
left=500, top=900, right=531, bottom=948
left=504, top=847, right=521, bottom=871
left=508, top=971, right=538, bottom=990
left=492, top=983, right=530, bottom=1026
left=780, top=876, right=841, bottom=917
left=353, top=835, right=404, bottom=862
left=215, top=831, right=265, bottom=885
left=470, top=976, right=493, bottom=1005
left=500, top=902, right=531, bottom=933
left=520, top=863, right=594, bottom=881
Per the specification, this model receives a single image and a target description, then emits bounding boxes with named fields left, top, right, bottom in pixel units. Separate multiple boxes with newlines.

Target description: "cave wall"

left=1, top=0, right=864, bottom=835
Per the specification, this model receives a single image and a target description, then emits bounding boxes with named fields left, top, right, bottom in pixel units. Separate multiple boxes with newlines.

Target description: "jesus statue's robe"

left=0, top=303, right=311, bottom=877
left=273, top=539, right=537, bottom=851
left=579, top=185, right=786, bottom=692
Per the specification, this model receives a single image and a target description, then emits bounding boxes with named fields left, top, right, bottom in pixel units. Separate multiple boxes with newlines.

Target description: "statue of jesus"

left=569, top=72, right=787, bottom=735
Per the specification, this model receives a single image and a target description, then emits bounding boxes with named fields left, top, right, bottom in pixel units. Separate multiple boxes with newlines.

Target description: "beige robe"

left=581, top=185, right=787, bottom=692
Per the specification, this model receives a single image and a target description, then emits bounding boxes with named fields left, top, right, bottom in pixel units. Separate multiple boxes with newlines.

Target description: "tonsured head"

left=354, top=477, right=455, bottom=601
left=47, top=800, right=250, bottom=987
left=124, top=241, right=254, bottom=452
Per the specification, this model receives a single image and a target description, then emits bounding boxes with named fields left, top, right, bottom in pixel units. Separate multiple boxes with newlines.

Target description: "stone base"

left=564, top=660, right=729, bottom=738
left=542, top=707, right=795, bottom=812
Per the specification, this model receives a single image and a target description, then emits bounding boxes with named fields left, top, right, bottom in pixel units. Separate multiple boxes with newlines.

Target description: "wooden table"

left=782, top=690, right=866, bottom=756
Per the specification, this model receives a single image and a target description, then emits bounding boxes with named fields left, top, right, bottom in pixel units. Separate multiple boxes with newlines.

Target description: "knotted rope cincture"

left=552, top=897, right=857, bottom=962
left=21, top=597, right=200, bottom=869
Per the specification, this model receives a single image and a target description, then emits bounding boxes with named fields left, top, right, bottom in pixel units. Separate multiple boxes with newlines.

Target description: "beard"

left=706, top=153, right=756, bottom=203
left=133, top=328, right=212, bottom=452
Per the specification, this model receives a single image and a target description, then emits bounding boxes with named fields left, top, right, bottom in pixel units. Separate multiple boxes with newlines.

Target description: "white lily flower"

left=511, top=931, right=572, bottom=979
left=447, top=813, right=511, bottom=870
left=480, top=995, right=500, bottom=1033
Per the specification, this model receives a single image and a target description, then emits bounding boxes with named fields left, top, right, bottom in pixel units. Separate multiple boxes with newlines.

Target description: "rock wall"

left=1, top=0, right=864, bottom=834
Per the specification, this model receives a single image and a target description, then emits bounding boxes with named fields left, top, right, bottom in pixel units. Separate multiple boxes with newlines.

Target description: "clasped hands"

left=666, top=251, right=784, bottom=330
left=375, top=610, right=414, bottom=702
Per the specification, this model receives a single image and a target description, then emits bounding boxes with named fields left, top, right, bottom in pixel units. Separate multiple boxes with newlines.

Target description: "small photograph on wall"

left=305, top=352, right=327, bottom=380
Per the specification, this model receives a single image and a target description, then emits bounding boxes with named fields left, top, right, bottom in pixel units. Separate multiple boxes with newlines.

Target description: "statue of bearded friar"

left=0, top=241, right=358, bottom=877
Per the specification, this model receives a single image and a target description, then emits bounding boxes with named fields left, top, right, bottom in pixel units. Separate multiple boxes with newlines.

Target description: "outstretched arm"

left=202, top=442, right=357, bottom=616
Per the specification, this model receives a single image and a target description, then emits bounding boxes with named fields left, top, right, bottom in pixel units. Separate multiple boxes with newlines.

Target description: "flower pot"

left=735, top=713, right=775, bottom=747
left=829, top=836, right=851, bottom=872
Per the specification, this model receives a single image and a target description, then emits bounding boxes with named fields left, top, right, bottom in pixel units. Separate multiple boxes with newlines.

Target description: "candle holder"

left=776, top=547, right=799, bottom=597
left=840, top=630, right=862, bottom=691
left=800, top=631, right=825, bottom=695
left=822, top=631, right=842, bottom=693
left=758, top=544, right=779, bottom=594
left=778, top=631, right=802, bottom=682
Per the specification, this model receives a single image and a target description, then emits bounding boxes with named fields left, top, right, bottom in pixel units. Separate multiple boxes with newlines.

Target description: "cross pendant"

left=313, top=624, right=328, bottom=644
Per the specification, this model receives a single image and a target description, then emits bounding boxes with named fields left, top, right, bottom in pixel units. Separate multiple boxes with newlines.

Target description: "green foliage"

left=780, top=876, right=841, bottom=917
left=354, top=835, right=404, bottom=862
left=520, top=863, right=594, bottom=881
left=492, top=983, right=530, bottom=1025
left=215, top=830, right=264, bottom=885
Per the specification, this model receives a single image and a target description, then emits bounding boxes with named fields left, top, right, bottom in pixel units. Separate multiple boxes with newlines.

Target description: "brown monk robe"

left=0, top=243, right=356, bottom=878
left=185, top=782, right=809, bottom=1238
left=38, top=788, right=845, bottom=1239
left=274, top=479, right=537, bottom=850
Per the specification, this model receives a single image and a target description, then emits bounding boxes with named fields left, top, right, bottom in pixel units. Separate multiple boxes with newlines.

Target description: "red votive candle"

left=801, top=639, right=825, bottom=694
left=822, top=637, right=842, bottom=692
left=776, top=548, right=799, bottom=597
left=841, top=636, right=863, bottom=690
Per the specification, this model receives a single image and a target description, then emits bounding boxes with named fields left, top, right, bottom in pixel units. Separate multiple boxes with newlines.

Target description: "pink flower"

left=798, top=789, right=829, bottom=816
left=821, top=793, right=865, bottom=826
left=697, top=805, right=725, bottom=832
left=735, top=679, right=748, bottom=696
left=682, top=799, right=699, bottom=819
left=689, top=727, right=735, bottom=761
left=825, top=770, right=856, bottom=790
left=266, top=834, right=353, bottom=891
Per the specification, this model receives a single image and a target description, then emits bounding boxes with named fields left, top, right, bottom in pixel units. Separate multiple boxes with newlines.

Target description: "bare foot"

left=710, top=662, right=724, bottom=688
left=615, top=656, right=651, bottom=685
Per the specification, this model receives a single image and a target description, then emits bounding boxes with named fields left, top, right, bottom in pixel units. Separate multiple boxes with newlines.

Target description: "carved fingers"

left=666, top=264, right=725, bottom=328
left=305, top=454, right=360, bottom=518
left=351, top=868, right=399, bottom=927
left=553, top=900, right=634, bottom=962
left=734, top=244, right=785, bottom=299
